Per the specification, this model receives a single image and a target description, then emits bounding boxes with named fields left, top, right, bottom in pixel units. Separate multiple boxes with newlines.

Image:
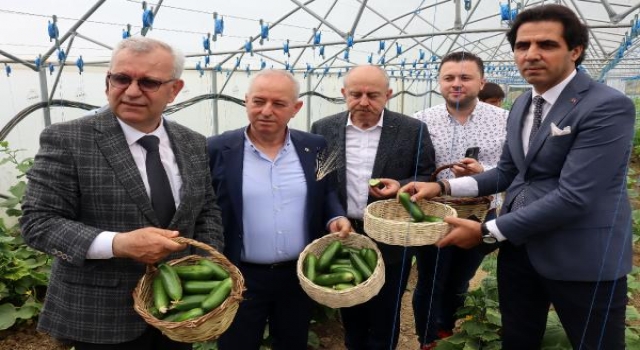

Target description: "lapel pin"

left=304, top=147, right=310, bottom=152
left=570, top=98, right=577, bottom=104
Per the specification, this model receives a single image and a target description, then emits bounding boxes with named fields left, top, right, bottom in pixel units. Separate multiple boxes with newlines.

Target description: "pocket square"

left=550, top=122, right=571, bottom=136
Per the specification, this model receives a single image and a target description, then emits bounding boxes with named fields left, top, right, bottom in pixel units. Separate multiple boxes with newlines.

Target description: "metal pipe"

left=290, top=0, right=346, bottom=38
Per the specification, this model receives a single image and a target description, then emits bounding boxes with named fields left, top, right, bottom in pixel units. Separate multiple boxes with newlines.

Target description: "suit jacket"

left=20, top=110, right=224, bottom=343
left=474, top=72, right=634, bottom=281
left=311, top=109, right=436, bottom=262
left=207, top=127, right=345, bottom=265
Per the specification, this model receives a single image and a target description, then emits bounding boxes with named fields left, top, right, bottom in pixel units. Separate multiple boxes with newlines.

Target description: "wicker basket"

left=363, top=199, right=457, bottom=246
left=430, top=163, right=492, bottom=222
left=297, top=232, right=385, bottom=308
left=133, top=237, right=245, bottom=343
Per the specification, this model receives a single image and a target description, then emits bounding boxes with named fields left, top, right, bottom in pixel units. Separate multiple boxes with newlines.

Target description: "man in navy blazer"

left=207, top=69, right=350, bottom=350
left=400, top=5, right=634, bottom=349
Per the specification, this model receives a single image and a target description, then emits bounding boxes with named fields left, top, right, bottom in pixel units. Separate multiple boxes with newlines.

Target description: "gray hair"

left=343, top=65, right=390, bottom=89
left=248, top=69, right=301, bottom=100
left=110, top=37, right=185, bottom=78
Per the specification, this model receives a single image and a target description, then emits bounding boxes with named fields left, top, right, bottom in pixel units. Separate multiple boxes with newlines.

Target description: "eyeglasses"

left=107, top=73, right=176, bottom=92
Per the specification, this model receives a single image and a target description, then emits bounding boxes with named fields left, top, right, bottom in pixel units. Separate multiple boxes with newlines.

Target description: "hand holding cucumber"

left=368, top=178, right=401, bottom=199
left=397, top=181, right=440, bottom=202
left=112, top=228, right=187, bottom=264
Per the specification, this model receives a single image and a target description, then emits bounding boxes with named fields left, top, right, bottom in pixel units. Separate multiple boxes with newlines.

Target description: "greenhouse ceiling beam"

left=0, top=49, right=37, bottom=71
left=291, top=0, right=338, bottom=71
left=41, top=0, right=106, bottom=63
left=141, top=0, right=163, bottom=37
left=601, top=0, right=640, bottom=23
left=290, top=0, right=347, bottom=38
left=444, top=0, right=483, bottom=55
left=565, top=0, right=607, bottom=56
left=73, top=32, right=113, bottom=51
left=349, top=0, right=368, bottom=38
left=49, top=34, right=76, bottom=102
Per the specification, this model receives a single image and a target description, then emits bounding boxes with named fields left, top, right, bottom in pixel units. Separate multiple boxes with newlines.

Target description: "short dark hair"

left=478, top=82, right=505, bottom=101
left=506, top=4, right=588, bottom=66
left=439, top=51, right=484, bottom=77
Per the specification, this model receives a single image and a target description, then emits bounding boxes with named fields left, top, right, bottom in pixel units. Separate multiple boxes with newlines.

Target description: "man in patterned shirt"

left=411, top=51, right=508, bottom=349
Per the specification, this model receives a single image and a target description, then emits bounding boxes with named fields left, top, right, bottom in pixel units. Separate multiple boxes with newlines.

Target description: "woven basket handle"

left=429, top=163, right=457, bottom=182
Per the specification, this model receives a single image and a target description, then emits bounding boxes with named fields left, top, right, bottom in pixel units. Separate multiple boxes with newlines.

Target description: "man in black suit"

left=311, top=65, right=436, bottom=350
left=20, top=37, right=224, bottom=350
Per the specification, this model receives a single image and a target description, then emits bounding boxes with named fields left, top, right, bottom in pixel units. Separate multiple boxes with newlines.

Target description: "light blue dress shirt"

left=241, top=129, right=309, bottom=264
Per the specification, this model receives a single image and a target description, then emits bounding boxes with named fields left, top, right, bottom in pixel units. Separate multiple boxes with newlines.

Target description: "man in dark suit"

left=20, top=37, right=224, bottom=350
left=400, top=5, right=634, bottom=349
left=208, top=69, right=351, bottom=350
left=311, top=65, right=436, bottom=350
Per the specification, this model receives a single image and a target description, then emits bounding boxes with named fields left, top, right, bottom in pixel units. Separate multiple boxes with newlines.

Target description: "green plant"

left=0, top=141, right=51, bottom=330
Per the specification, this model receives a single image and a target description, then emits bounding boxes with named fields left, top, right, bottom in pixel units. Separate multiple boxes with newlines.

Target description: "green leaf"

left=0, top=303, right=17, bottom=330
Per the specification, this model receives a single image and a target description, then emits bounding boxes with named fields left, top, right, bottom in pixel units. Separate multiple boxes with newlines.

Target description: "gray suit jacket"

left=20, top=110, right=224, bottom=343
left=474, top=72, right=634, bottom=281
left=311, top=109, right=436, bottom=262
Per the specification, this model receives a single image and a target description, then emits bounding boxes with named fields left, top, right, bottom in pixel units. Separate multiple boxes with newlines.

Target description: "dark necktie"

left=137, top=135, right=176, bottom=228
left=513, top=96, right=545, bottom=211
left=529, top=96, right=545, bottom=146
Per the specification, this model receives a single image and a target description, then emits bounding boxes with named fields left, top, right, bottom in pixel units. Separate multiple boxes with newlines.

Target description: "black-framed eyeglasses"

left=107, top=73, right=176, bottom=92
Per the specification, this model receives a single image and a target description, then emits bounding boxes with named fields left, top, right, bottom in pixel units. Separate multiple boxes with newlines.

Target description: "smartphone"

left=465, top=147, right=480, bottom=160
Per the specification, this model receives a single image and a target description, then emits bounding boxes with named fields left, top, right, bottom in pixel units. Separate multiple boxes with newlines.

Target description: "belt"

left=348, top=218, right=365, bottom=234
left=240, top=260, right=297, bottom=269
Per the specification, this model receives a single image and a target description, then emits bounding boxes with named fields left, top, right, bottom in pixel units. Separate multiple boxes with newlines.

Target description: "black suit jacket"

left=311, top=109, right=436, bottom=261
left=207, top=127, right=345, bottom=264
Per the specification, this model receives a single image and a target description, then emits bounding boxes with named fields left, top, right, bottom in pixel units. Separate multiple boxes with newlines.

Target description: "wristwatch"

left=481, top=223, right=497, bottom=244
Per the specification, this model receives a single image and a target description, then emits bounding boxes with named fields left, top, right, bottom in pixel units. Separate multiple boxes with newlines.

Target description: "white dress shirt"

left=86, top=117, right=182, bottom=259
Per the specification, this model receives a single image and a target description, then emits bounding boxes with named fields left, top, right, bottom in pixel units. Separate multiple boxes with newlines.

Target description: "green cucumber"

left=349, top=251, right=373, bottom=280
left=313, top=272, right=354, bottom=286
left=361, top=248, right=378, bottom=271
left=333, top=283, right=356, bottom=290
left=201, top=278, right=233, bottom=312
left=152, top=274, right=170, bottom=314
left=158, top=263, right=183, bottom=301
left=173, top=265, right=217, bottom=280
left=199, top=259, right=230, bottom=280
left=398, top=192, right=425, bottom=222
left=332, top=266, right=363, bottom=285
left=317, top=241, right=342, bottom=272
left=423, top=215, right=444, bottom=222
left=171, top=294, right=209, bottom=311
left=183, top=280, right=222, bottom=295
left=304, top=253, right=318, bottom=282
left=162, top=307, right=205, bottom=322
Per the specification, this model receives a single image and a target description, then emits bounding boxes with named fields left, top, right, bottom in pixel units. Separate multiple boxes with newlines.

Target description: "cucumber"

left=173, top=265, right=217, bottom=280
left=163, top=307, right=205, bottom=322
left=313, top=272, right=354, bottom=286
left=350, top=252, right=373, bottom=280
left=158, top=263, right=183, bottom=301
left=183, top=280, right=222, bottom=295
left=361, top=248, right=378, bottom=271
left=328, top=264, right=355, bottom=272
left=152, top=274, right=170, bottom=314
left=332, top=258, right=352, bottom=265
left=148, top=305, right=163, bottom=319
left=304, top=253, right=318, bottom=282
left=333, top=283, right=356, bottom=290
left=201, top=278, right=233, bottom=312
left=423, top=215, right=444, bottom=222
left=199, top=259, right=230, bottom=280
left=317, top=241, right=342, bottom=272
left=398, top=192, right=425, bottom=222
left=332, top=266, right=363, bottom=285
left=171, top=294, right=209, bottom=311
left=368, top=178, right=384, bottom=189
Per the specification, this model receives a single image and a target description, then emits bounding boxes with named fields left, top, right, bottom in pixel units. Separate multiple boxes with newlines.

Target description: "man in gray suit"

left=311, top=65, right=435, bottom=350
left=20, top=37, right=223, bottom=350
left=400, top=4, right=634, bottom=349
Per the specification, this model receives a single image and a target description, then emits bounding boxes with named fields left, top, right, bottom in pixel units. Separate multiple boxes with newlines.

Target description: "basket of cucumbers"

left=363, top=195, right=457, bottom=246
left=296, top=232, right=385, bottom=308
left=133, top=237, right=245, bottom=343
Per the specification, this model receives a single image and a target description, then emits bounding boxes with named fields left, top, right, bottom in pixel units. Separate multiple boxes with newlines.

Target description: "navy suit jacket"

left=474, top=72, right=635, bottom=281
left=207, top=128, right=345, bottom=264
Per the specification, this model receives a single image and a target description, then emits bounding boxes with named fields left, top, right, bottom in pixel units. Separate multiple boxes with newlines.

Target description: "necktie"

left=137, top=135, right=176, bottom=228
left=513, top=96, right=545, bottom=211
left=529, top=96, right=545, bottom=146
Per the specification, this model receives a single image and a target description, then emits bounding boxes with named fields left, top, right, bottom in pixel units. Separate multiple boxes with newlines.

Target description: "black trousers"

left=217, top=261, right=313, bottom=350
left=68, top=326, right=191, bottom=350
left=498, top=242, right=627, bottom=350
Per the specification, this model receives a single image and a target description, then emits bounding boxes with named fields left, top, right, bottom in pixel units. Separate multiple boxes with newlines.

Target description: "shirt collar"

left=117, top=117, right=167, bottom=146
left=243, top=126, right=293, bottom=152
left=346, top=110, right=385, bottom=130
left=533, top=69, right=577, bottom=106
